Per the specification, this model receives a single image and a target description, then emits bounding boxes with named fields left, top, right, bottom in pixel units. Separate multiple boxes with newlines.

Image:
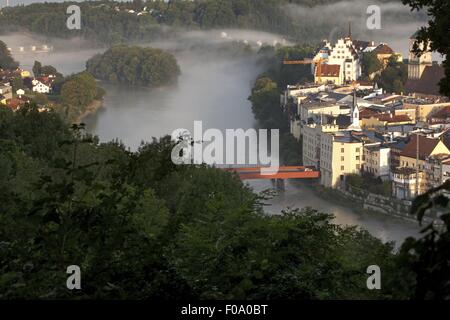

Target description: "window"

left=341, top=148, right=344, bottom=153
left=341, top=166, right=345, bottom=171
left=357, top=164, right=360, bottom=169
left=341, top=156, right=345, bottom=161
left=356, top=148, right=360, bottom=153
left=356, top=156, right=360, bottom=160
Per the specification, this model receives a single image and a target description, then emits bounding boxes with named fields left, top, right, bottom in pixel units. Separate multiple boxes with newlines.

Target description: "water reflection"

left=249, top=179, right=420, bottom=247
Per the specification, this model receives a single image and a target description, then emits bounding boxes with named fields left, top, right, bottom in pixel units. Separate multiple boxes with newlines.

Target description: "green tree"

left=32, top=92, right=49, bottom=106
left=0, top=40, right=19, bottom=70
left=362, top=52, right=383, bottom=78
left=60, top=72, right=103, bottom=121
left=402, top=0, right=450, bottom=96
left=32, top=60, right=42, bottom=77
left=86, top=45, right=180, bottom=87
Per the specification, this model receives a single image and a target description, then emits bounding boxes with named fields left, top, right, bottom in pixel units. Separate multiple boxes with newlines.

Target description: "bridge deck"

left=223, top=166, right=320, bottom=180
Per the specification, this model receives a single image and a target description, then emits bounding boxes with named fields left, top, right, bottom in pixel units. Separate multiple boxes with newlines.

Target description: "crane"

left=282, top=58, right=329, bottom=84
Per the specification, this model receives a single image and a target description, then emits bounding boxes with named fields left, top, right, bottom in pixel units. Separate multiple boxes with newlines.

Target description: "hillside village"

left=0, top=67, right=54, bottom=111
left=285, top=31, right=449, bottom=201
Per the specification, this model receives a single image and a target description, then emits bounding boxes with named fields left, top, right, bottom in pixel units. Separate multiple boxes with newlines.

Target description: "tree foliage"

left=59, top=72, right=104, bottom=122
left=397, top=180, right=450, bottom=299
left=0, top=107, right=405, bottom=299
left=86, top=45, right=180, bottom=87
left=0, top=40, right=19, bottom=70
left=374, top=56, right=408, bottom=94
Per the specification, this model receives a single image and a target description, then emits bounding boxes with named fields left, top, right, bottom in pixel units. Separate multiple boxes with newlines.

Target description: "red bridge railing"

left=222, top=166, right=320, bottom=180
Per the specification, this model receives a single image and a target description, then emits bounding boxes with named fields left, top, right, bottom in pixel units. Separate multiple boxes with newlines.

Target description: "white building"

left=363, top=143, right=391, bottom=180
left=32, top=80, right=50, bottom=94
left=16, top=89, right=25, bottom=97
left=313, top=36, right=362, bottom=84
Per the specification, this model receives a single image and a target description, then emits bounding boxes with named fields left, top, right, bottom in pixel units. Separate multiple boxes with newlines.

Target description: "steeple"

left=347, top=89, right=361, bottom=131
left=348, top=21, right=352, bottom=40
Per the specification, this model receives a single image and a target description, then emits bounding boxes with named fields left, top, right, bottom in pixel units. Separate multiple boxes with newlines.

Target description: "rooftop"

left=405, top=65, right=445, bottom=96
left=401, top=135, right=445, bottom=160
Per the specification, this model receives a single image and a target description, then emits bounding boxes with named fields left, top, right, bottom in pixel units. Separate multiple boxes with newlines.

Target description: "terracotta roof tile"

left=373, top=44, right=394, bottom=55
left=316, top=64, right=340, bottom=77
left=405, top=65, right=445, bottom=96
left=401, top=135, right=446, bottom=159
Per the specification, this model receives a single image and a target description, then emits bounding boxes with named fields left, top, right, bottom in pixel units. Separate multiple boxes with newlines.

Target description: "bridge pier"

left=276, top=179, right=285, bottom=191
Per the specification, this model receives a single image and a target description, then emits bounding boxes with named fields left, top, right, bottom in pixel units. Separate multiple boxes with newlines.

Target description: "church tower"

left=347, top=90, right=361, bottom=131
left=408, top=32, right=432, bottom=80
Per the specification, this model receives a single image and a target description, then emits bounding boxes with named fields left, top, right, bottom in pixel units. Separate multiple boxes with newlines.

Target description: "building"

left=281, top=83, right=326, bottom=113
left=363, top=143, right=391, bottom=180
left=391, top=134, right=450, bottom=199
left=399, top=134, right=450, bottom=174
left=361, top=113, right=413, bottom=129
left=20, top=70, right=31, bottom=78
left=315, top=64, right=343, bottom=85
left=16, top=88, right=25, bottom=97
left=389, top=140, right=407, bottom=170
left=407, top=32, right=433, bottom=80
left=0, top=83, right=12, bottom=100
left=403, top=97, right=450, bottom=122
left=392, top=167, right=425, bottom=199
left=298, top=100, right=350, bottom=123
left=31, top=79, right=51, bottom=93
left=406, top=65, right=445, bottom=97
left=302, top=122, right=340, bottom=169
left=405, top=32, right=445, bottom=97
left=372, top=43, right=402, bottom=67
left=312, top=31, right=362, bottom=84
left=424, top=154, right=450, bottom=190
left=320, top=131, right=364, bottom=188
left=429, top=106, right=450, bottom=125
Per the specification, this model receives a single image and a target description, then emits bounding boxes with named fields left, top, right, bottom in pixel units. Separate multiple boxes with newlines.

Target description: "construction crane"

left=282, top=58, right=329, bottom=84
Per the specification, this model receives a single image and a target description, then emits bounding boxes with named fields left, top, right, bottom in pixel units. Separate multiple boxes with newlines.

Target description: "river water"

left=2, top=31, right=421, bottom=247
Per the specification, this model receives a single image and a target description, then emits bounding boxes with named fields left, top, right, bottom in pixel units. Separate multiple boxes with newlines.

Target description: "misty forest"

left=1, top=0, right=450, bottom=300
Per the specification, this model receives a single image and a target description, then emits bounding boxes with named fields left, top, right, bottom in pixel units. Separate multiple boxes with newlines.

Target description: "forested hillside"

left=0, top=0, right=410, bottom=45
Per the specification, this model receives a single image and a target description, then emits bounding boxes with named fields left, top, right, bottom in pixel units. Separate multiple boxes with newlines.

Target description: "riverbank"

left=308, top=182, right=428, bottom=225
left=74, top=99, right=103, bottom=123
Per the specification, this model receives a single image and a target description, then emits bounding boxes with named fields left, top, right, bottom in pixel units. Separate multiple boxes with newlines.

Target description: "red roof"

left=430, top=106, right=450, bottom=119
left=6, top=98, right=24, bottom=110
left=373, top=44, right=395, bottom=55
left=377, top=114, right=412, bottom=123
left=405, top=65, right=445, bottom=96
left=401, top=135, right=446, bottom=160
left=316, top=64, right=340, bottom=77
left=359, top=108, right=381, bottom=119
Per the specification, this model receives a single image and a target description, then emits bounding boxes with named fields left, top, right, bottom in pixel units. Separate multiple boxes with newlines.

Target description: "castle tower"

left=408, top=31, right=432, bottom=80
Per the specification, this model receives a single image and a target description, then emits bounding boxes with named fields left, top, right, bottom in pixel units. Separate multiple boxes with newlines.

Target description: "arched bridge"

left=223, top=166, right=320, bottom=180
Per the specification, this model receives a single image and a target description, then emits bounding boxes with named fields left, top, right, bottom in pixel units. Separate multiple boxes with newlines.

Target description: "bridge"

left=223, top=166, right=320, bottom=180
left=7, top=45, right=54, bottom=54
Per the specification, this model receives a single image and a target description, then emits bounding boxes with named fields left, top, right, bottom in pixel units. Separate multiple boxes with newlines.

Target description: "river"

left=2, top=30, right=421, bottom=247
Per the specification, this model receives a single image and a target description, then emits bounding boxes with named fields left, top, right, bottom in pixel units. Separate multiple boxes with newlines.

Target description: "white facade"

left=32, top=80, right=50, bottom=94
left=363, top=144, right=391, bottom=179
left=313, top=38, right=362, bottom=83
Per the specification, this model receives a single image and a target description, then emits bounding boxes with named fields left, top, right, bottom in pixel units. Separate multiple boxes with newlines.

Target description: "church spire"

left=348, top=89, right=361, bottom=131
left=348, top=21, right=352, bottom=39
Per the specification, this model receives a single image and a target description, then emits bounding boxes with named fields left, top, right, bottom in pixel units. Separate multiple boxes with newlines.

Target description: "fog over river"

left=2, top=30, right=421, bottom=247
